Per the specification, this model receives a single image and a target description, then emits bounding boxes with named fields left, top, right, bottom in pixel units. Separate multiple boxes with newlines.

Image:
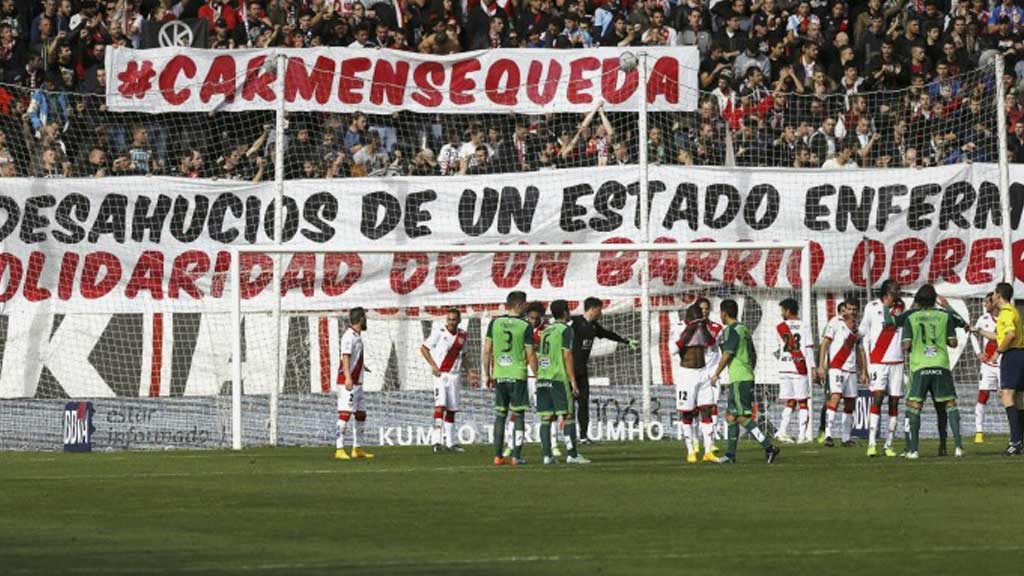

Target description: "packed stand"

left=0, top=0, right=1017, bottom=178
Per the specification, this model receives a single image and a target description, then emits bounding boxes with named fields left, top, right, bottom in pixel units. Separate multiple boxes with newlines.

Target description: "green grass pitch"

left=3, top=439, right=1022, bottom=575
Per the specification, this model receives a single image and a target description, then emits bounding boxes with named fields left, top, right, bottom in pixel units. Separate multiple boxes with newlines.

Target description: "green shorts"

left=908, top=368, right=956, bottom=403
left=726, top=380, right=755, bottom=417
left=494, top=379, right=529, bottom=413
left=535, top=379, right=573, bottom=418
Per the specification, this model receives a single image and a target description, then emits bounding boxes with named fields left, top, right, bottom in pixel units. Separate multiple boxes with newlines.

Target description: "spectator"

left=352, top=131, right=389, bottom=175
left=601, top=14, right=637, bottom=48
left=821, top=139, right=858, bottom=168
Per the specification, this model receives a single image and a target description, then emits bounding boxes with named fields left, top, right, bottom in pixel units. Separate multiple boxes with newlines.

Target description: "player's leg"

left=677, top=369, right=698, bottom=461
left=999, top=350, right=1024, bottom=453
left=905, top=371, right=925, bottom=457
left=824, top=370, right=843, bottom=446
left=352, top=389, right=374, bottom=458
left=699, top=405, right=716, bottom=460
left=431, top=376, right=446, bottom=451
left=335, top=387, right=353, bottom=460
left=933, top=370, right=962, bottom=455
left=776, top=376, right=796, bottom=443
left=797, top=398, right=811, bottom=442
left=840, top=372, right=858, bottom=446
left=576, top=373, right=591, bottom=443
left=884, top=365, right=904, bottom=456
left=695, top=375, right=717, bottom=458
left=493, top=380, right=511, bottom=463
left=934, top=400, right=948, bottom=456
left=443, top=375, right=461, bottom=450
left=536, top=382, right=555, bottom=462
left=557, top=380, right=588, bottom=463
left=720, top=380, right=777, bottom=464
left=510, top=379, right=530, bottom=463
left=975, top=387, right=991, bottom=443
left=867, top=366, right=885, bottom=455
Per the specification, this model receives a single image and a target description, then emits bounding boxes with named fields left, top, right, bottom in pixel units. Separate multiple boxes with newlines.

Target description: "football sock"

left=904, top=416, right=911, bottom=446
left=512, top=412, right=525, bottom=459
left=742, top=419, right=772, bottom=449
left=443, top=411, right=456, bottom=448
left=564, top=421, right=579, bottom=457
left=1008, top=406, right=1023, bottom=444
left=354, top=412, right=366, bottom=449
left=975, top=401, right=985, bottom=434
left=886, top=407, right=899, bottom=446
left=908, top=406, right=922, bottom=453
left=493, top=413, right=506, bottom=457
left=825, top=407, right=836, bottom=438
left=726, top=422, right=740, bottom=457
left=431, top=407, right=444, bottom=446
left=779, top=406, right=793, bottom=436
left=935, top=404, right=948, bottom=449
left=948, top=406, right=962, bottom=449
left=818, top=403, right=827, bottom=435
left=798, top=406, right=809, bottom=438
left=700, top=419, right=715, bottom=453
left=868, top=405, right=880, bottom=446
left=841, top=410, right=854, bottom=442
left=336, top=411, right=350, bottom=449
left=682, top=413, right=695, bottom=453
left=540, top=420, right=552, bottom=458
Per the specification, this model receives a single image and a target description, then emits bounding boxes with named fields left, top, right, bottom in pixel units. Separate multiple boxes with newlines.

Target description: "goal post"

left=229, top=240, right=815, bottom=451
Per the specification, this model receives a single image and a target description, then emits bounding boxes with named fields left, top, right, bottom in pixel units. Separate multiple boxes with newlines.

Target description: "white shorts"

left=337, top=385, right=366, bottom=413
left=868, top=364, right=905, bottom=397
left=675, top=367, right=715, bottom=412
left=979, top=363, right=1001, bottom=391
left=433, top=373, right=461, bottom=411
left=779, top=373, right=811, bottom=400
left=828, top=369, right=859, bottom=399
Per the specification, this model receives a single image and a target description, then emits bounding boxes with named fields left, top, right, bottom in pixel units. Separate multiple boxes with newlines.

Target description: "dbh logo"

left=63, top=401, right=95, bottom=452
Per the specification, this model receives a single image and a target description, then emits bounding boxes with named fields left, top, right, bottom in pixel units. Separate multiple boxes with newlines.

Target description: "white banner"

left=0, top=163, right=1020, bottom=315
left=104, top=47, right=699, bottom=114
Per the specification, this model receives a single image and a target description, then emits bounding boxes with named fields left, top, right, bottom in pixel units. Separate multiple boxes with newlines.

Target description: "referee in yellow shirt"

left=992, top=283, right=1024, bottom=454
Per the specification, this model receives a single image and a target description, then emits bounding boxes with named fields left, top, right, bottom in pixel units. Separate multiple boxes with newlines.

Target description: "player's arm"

left=901, top=313, right=913, bottom=355
left=945, top=312, right=959, bottom=349
left=420, top=329, right=441, bottom=376
left=969, top=328, right=986, bottom=362
left=593, top=320, right=638, bottom=350
left=482, top=319, right=495, bottom=388
left=817, top=334, right=832, bottom=381
left=524, top=323, right=538, bottom=377
left=563, top=327, right=578, bottom=396
left=341, top=353, right=353, bottom=391
left=709, top=327, right=736, bottom=384
left=856, top=341, right=868, bottom=383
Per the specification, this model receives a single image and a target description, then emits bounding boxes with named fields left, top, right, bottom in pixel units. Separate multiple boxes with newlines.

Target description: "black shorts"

left=1000, top=348, right=1024, bottom=391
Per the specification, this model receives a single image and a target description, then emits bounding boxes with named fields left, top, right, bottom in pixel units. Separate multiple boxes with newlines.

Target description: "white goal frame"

left=229, top=241, right=814, bottom=450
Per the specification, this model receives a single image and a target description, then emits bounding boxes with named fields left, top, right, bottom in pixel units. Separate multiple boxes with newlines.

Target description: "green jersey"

left=486, top=315, right=533, bottom=381
left=537, top=323, right=574, bottom=383
left=721, top=321, right=756, bottom=383
left=901, top=308, right=965, bottom=372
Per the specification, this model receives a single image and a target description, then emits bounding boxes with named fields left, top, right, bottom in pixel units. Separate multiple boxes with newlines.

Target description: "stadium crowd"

left=0, top=0, right=1022, bottom=178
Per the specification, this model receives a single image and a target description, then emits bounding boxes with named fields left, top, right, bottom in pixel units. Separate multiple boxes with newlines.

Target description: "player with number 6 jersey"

left=775, top=299, right=815, bottom=444
left=421, top=308, right=468, bottom=453
left=859, top=280, right=906, bottom=458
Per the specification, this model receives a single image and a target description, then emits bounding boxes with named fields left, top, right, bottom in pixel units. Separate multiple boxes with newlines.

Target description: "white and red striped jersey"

left=338, top=327, right=365, bottom=386
left=669, top=320, right=713, bottom=358
left=823, top=316, right=859, bottom=372
left=704, top=319, right=724, bottom=368
left=776, top=319, right=815, bottom=375
left=970, top=312, right=1001, bottom=368
left=858, top=299, right=904, bottom=365
left=423, top=325, right=469, bottom=374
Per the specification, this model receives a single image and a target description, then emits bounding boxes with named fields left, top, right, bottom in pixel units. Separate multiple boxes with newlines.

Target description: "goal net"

left=228, top=242, right=814, bottom=449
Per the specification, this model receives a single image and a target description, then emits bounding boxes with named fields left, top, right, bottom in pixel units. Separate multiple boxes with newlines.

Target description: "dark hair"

left=447, top=307, right=461, bottom=319
left=996, top=282, right=1014, bottom=302
left=525, top=301, right=546, bottom=316
left=349, top=307, right=366, bottom=325
left=914, top=284, right=937, bottom=308
left=780, top=298, right=799, bottom=316
left=583, top=297, right=603, bottom=311
left=507, top=290, right=527, bottom=307
left=720, top=299, right=739, bottom=320
left=843, top=295, right=860, bottom=310
left=696, top=296, right=711, bottom=308
left=685, top=304, right=703, bottom=322
left=550, top=299, right=570, bottom=320
left=878, top=279, right=900, bottom=299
